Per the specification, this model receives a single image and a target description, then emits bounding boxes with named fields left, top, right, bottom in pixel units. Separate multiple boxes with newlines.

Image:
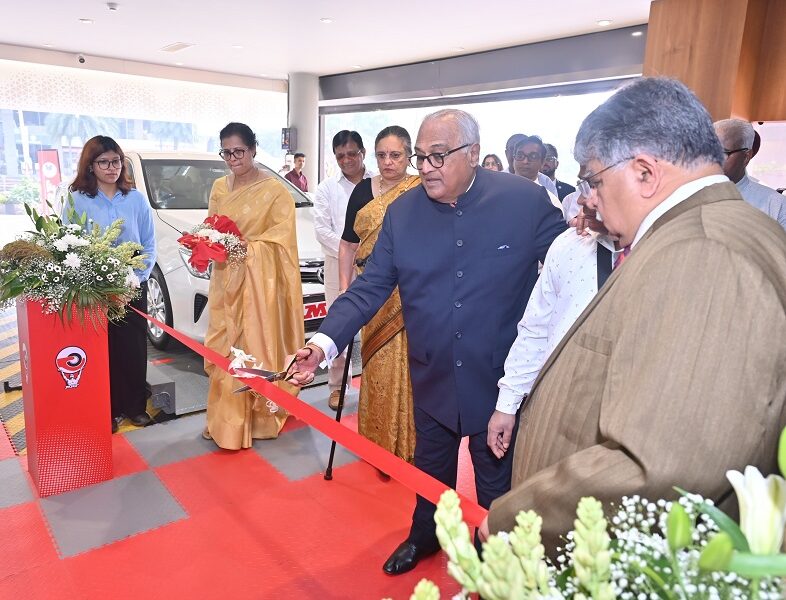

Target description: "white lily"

left=726, top=466, right=786, bottom=554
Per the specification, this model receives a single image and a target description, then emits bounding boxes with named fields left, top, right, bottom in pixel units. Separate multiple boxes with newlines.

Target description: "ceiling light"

left=320, top=17, right=333, bottom=23
left=43, top=43, right=54, bottom=48
left=351, top=65, right=362, bottom=69
left=106, top=2, right=119, bottom=10
left=453, top=46, right=465, bottom=51
left=631, top=30, right=643, bottom=37
left=160, top=42, right=195, bottom=53
left=597, top=19, right=612, bottom=27
left=78, top=18, right=94, bottom=24
left=175, top=62, right=183, bottom=66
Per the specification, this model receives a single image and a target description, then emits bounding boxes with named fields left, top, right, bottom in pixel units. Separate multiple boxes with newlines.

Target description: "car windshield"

left=142, top=159, right=312, bottom=209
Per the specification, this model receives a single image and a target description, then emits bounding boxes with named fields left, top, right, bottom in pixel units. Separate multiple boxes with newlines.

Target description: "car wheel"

left=146, top=266, right=173, bottom=349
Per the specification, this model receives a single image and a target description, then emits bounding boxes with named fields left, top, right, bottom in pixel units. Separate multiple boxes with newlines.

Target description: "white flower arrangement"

left=0, top=197, right=146, bottom=323
left=404, top=429, right=786, bottom=600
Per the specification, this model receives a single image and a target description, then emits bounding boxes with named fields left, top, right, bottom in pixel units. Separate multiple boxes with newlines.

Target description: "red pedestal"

left=16, top=299, right=112, bottom=497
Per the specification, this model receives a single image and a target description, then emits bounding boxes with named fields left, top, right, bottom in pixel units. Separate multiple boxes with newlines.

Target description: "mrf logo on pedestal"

left=55, top=346, right=87, bottom=389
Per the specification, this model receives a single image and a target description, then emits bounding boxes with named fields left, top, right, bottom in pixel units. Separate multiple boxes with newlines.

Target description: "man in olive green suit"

left=483, top=78, right=786, bottom=550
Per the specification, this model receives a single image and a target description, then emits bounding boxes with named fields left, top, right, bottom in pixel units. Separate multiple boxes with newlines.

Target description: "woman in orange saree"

left=203, top=123, right=303, bottom=449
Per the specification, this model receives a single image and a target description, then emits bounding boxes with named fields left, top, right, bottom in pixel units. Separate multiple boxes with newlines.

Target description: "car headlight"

left=178, top=247, right=212, bottom=280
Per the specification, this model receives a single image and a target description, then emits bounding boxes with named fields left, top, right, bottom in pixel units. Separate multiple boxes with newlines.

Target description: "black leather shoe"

left=382, top=540, right=440, bottom=575
left=111, top=417, right=119, bottom=434
left=129, top=413, right=152, bottom=427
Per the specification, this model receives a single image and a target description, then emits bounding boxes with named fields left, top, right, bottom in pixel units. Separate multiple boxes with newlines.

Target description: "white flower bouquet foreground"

left=404, top=429, right=786, bottom=600
left=0, top=199, right=145, bottom=323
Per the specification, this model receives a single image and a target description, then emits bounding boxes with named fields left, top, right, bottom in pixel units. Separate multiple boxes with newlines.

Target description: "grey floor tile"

left=253, top=424, right=358, bottom=481
left=123, top=413, right=216, bottom=467
left=0, top=397, right=23, bottom=422
left=0, top=457, right=34, bottom=509
left=39, top=470, right=187, bottom=558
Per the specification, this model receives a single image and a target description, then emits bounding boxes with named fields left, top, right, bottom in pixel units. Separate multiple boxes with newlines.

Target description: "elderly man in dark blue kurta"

left=290, top=109, right=566, bottom=575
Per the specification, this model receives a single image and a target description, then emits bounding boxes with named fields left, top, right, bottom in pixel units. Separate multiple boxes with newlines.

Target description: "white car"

left=123, top=151, right=326, bottom=349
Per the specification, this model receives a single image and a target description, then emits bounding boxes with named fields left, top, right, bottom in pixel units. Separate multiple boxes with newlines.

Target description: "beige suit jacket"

left=488, top=182, right=786, bottom=551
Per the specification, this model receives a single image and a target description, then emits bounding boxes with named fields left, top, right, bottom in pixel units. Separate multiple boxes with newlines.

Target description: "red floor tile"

left=155, top=449, right=290, bottom=515
left=111, top=433, right=149, bottom=478
left=0, top=560, right=80, bottom=600
left=0, top=502, right=60, bottom=579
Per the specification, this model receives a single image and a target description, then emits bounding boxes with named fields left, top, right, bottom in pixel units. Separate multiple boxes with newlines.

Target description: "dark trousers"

left=408, top=406, right=519, bottom=546
left=107, top=282, right=148, bottom=419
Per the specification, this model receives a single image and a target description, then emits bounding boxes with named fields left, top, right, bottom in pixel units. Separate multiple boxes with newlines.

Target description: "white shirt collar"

left=338, top=167, right=374, bottom=185
left=632, top=174, right=728, bottom=247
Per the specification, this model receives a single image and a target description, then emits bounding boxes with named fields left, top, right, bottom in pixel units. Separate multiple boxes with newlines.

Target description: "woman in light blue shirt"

left=68, top=136, right=157, bottom=433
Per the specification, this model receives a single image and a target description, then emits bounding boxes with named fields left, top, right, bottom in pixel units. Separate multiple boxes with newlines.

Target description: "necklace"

left=377, top=176, right=405, bottom=197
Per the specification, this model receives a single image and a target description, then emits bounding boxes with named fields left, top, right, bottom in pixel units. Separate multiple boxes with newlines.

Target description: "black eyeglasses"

left=544, top=155, right=558, bottom=162
left=93, top=158, right=122, bottom=170
left=219, top=148, right=247, bottom=160
left=409, top=144, right=469, bottom=169
left=576, top=157, right=633, bottom=197
left=513, top=151, right=544, bottom=162
left=723, top=147, right=749, bottom=157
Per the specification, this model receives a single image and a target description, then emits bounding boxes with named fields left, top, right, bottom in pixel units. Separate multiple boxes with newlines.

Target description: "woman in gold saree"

left=203, top=122, right=303, bottom=450
left=338, top=126, right=419, bottom=463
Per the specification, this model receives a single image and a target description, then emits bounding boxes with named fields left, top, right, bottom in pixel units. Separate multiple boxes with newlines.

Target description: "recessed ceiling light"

left=320, top=17, right=333, bottom=23
left=175, top=62, right=183, bottom=66
left=597, top=19, right=612, bottom=27
left=351, top=65, right=363, bottom=69
left=79, top=18, right=94, bottom=24
left=453, top=46, right=465, bottom=51
left=43, top=43, right=54, bottom=48
left=631, top=30, right=643, bottom=37
left=258, top=73, right=268, bottom=77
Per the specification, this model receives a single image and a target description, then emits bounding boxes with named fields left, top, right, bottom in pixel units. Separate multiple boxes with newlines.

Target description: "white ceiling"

left=3, top=0, right=651, bottom=80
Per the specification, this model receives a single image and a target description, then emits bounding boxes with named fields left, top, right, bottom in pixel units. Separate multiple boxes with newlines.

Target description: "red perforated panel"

left=17, top=300, right=112, bottom=496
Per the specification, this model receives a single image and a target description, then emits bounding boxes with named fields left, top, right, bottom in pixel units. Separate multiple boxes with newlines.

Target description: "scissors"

left=231, top=348, right=312, bottom=393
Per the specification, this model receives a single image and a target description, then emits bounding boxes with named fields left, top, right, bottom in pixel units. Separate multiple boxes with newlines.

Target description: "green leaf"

left=666, top=502, right=693, bottom=552
left=699, top=532, right=734, bottom=571
left=779, top=426, right=786, bottom=478
left=674, top=487, right=750, bottom=552
left=727, top=552, right=786, bottom=577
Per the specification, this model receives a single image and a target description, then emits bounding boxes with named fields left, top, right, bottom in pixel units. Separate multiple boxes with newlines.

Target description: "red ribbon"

left=132, top=307, right=488, bottom=528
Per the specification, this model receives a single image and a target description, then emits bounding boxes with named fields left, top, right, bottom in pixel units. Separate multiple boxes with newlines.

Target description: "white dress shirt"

left=736, top=172, right=786, bottom=231
left=496, top=229, right=618, bottom=413
left=312, top=168, right=373, bottom=258
left=537, top=172, right=559, bottom=199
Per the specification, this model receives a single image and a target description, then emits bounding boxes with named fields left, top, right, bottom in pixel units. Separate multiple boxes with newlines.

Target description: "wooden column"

left=644, top=0, right=786, bottom=121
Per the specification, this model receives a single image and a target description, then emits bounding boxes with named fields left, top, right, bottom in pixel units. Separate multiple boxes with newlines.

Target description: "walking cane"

left=324, top=337, right=354, bottom=481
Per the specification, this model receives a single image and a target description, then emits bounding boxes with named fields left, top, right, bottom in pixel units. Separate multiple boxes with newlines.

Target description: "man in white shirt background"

left=511, top=135, right=563, bottom=211
left=487, top=197, right=621, bottom=458
left=312, top=130, right=374, bottom=409
left=714, top=118, right=786, bottom=231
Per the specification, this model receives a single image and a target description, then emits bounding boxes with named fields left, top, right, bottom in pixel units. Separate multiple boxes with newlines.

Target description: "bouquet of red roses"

left=177, top=215, right=247, bottom=273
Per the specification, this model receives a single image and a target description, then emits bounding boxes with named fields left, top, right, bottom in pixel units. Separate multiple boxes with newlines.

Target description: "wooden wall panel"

left=753, top=0, right=786, bottom=120
left=644, top=0, right=786, bottom=122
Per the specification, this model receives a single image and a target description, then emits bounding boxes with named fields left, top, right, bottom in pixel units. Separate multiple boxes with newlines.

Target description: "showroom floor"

left=0, top=367, right=476, bottom=599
